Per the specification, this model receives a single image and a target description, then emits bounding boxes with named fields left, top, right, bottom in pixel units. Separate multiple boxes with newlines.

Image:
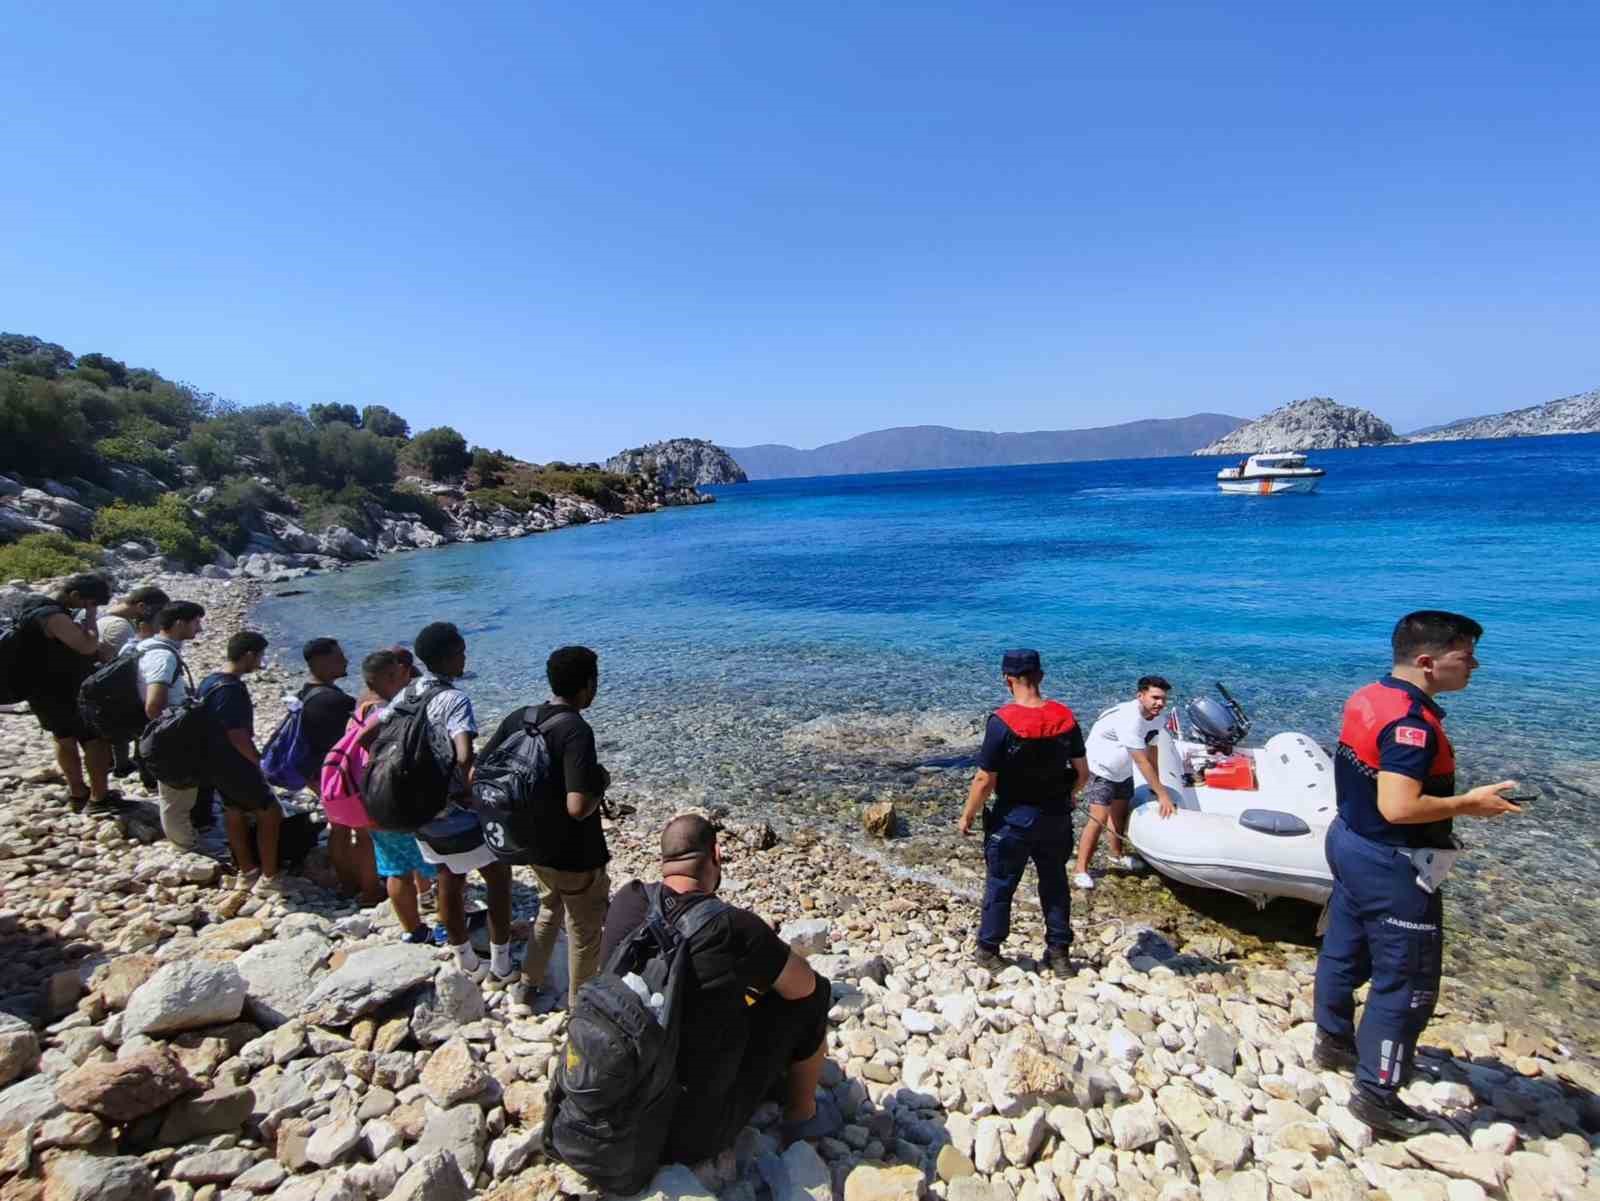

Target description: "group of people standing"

left=6, top=581, right=1528, bottom=1146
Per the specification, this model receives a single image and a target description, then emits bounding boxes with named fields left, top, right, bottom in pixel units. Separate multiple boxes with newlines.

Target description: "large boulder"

left=391, top=1150, right=470, bottom=1201
left=122, top=960, right=247, bottom=1038
left=300, top=943, right=438, bottom=1026
left=56, top=1044, right=197, bottom=1122
left=0, top=1013, right=39, bottom=1088
left=317, top=526, right=376, bottom=560
left=235, top=932, right=332, bottom=1027
left=10, top=488, right=96, bottom=537
left=42, top=1152, right=154, bottom=1201
left=0, top=1073, right=63, bottom=1138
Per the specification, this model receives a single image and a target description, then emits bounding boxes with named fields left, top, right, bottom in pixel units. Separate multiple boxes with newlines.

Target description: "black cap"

left=1002, top=648, right=1042, bottom=676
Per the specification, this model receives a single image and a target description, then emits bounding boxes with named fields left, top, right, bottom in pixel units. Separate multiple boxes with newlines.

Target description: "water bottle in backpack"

left=543, top=885, right=729, bottom=1196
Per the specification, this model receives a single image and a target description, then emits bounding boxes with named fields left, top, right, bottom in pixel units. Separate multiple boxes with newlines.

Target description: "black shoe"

left=1043, top=947, right=1077, bottom=978
left=1348, top=1086, right=1437, bottom=1139
left=973, top=943, right=1007, bottom=971
left=85, top=791, right=123, bottom=818
left=1314, top=1029, right=1359, bottom=1073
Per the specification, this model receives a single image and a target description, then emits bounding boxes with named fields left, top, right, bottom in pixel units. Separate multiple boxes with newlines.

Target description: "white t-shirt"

left=379, top=674, right=477, bottom=797
left=1085, top=699, right=1165, bottom=783
left=137, top=635, right=189, bottom=708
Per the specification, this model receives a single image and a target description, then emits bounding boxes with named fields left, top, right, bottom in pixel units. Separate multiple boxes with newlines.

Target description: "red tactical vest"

left=1338, top=681, right=1455, bottom=779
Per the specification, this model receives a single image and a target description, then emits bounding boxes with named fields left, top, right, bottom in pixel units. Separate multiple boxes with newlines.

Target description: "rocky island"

left=1194, top=399, right=1397, bottom=456
left=605, top=439, right=749, bottom=488
left=1409, top=389, right=1600, bottom=443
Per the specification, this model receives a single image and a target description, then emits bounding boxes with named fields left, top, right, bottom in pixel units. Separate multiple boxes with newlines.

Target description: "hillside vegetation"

left=0, top=333, right=677, bottom=580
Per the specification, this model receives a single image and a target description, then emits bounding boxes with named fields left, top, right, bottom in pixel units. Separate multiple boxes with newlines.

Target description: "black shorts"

left=30, top=691, right=96, bottom=741
left=208, top=748, right=277, bottom=814
left=668, top=972, right=833, bottom=1161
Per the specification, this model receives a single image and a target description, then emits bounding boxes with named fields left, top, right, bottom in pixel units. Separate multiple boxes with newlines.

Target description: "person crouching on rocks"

left=599, top=814, right=841, bottom=1156
left=958, top=648, right=1087, bottom=977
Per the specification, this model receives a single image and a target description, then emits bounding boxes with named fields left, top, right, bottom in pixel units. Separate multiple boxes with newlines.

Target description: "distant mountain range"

left=724, top=414, right=1244, bottom=480
left=1406, top=388, right=1600, bottom=443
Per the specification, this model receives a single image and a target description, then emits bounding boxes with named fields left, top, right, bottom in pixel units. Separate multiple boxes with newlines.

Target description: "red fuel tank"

left=1202, top=754, right=1256, bottom=791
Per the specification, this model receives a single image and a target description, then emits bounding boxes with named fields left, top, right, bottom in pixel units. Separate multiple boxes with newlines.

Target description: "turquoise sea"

left=256, top=434, right=1600, bottom=1032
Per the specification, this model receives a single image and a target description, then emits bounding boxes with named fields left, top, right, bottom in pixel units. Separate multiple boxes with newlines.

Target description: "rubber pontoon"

left=1125, top=686, right=1334, bottom=908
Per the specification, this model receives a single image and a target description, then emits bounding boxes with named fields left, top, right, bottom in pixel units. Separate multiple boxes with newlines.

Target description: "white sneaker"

left=253, top=874, right=290, bottom=896
left=1073, top=872, right=1096, bottom=890
left=232, top=870, right=261, bottom=892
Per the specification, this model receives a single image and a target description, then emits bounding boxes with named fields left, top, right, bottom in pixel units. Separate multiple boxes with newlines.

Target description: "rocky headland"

left=1194, top=401, right=1397, bottom=456
left=1409, top=390, right=1600, bottom=444
left=605, top=440, right=749, bottom=489
left=2, top=573, right=1598, bottom=1201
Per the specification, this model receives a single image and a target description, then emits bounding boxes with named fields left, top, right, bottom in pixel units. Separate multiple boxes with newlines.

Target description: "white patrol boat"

left=1215, top=452, right=1325, bottom=494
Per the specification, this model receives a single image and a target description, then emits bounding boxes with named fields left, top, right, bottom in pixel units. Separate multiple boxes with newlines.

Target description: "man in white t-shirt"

left=138, top=601, right=206, bottom=849
left=1073, top=675, right=1175, bottom=889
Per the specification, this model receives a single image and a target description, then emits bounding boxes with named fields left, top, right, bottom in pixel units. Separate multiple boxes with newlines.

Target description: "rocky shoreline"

left=2, top=575, right=1598, bottom=1201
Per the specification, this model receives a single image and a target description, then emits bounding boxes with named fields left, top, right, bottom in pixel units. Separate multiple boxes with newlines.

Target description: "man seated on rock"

left=599, top=814, right=840, bottom=1159
left=199, top=630, right=285, bottom=894
left=11, top=573, right=115, bottom=811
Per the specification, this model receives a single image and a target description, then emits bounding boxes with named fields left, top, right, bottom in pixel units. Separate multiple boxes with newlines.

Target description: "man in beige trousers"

left=480, top=646, right=612, bottom=1008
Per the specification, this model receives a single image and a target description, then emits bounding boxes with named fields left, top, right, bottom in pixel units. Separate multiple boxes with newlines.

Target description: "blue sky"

left=4, top=3, right=1597, bottom=462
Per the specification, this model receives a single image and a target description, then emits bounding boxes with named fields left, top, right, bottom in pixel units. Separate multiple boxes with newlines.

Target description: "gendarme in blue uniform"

left=1315, top=675, right=1457, bottom=1094
left=976, top=700, right=1084, bottom=954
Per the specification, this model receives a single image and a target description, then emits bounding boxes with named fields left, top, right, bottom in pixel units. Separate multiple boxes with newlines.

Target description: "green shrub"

left=94, top=494, right=215, bottom=565
left=0, top=532, right=99, bottom=581
left=94, top=434, right=173, bottom=480
left=386, top=485, right=453, bottom=533
left=468, top=485, right=550, bottom=514
left=202, top=476, right=288, bottom=552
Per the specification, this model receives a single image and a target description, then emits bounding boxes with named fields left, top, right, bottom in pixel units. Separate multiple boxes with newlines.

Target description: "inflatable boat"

left=1125, top=685, right=1334, bottom=907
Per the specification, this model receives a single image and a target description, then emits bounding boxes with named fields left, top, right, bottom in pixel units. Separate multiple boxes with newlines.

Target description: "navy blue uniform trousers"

left=1314, top=816, right=1444, bottom=1093
left=979, top=806, right=1072, bottom=951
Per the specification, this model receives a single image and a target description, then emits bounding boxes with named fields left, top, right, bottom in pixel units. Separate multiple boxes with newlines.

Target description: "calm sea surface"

left=256, top=435, right=1600, bottom=1033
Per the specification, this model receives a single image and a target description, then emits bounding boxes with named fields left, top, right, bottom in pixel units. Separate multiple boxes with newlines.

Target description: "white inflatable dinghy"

left=1125, top=685, right=1334, bottom=907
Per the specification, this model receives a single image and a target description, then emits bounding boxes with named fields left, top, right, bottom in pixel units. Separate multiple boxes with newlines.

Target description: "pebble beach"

left=2, top=573, right=1599, bottom=1201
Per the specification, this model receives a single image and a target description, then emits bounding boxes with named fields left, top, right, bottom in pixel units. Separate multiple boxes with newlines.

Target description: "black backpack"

left=363, top=683, right=452, bottom=832
left=472, top=709, right=571, bottom=862
left=543, top=885, right=728, bottom=1196
left=0, top=595, right=63, bottom=705
left=137, top=660, right=209, bottom=788
left=78, top=649, right=165, bottom=742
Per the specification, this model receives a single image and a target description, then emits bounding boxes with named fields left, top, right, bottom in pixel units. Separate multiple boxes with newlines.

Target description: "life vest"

left=1334, top=678, right=1455, bottom=846
left=991, top=701, right=1080, bottom=815
left=1338, top=681, right=1455, bottom=780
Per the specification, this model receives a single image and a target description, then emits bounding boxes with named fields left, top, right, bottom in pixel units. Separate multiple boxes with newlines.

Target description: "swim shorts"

left=371, top=830, right=438, bottom=880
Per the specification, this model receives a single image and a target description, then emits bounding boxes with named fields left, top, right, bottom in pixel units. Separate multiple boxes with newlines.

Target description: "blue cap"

left=1001, top=649, right=1042, bottom=676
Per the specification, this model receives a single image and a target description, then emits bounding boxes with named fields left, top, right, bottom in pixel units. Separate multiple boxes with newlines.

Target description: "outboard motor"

left=1184, top=683, right=1252, bottom=754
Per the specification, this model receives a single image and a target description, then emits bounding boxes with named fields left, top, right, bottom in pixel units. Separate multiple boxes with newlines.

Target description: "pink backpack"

left=320, top=710, right=377, bottom=829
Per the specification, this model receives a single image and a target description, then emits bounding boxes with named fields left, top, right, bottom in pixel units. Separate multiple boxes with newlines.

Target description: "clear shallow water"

left=256, top=434, right=1600, bottom=1032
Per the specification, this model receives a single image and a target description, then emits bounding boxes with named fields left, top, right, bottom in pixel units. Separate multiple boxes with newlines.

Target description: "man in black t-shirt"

left=483, top=646, right=612, bottom=1008
left=297, top=637, right=357, bottom=770
left=199, top=631, right=283, bottom=891
left=298, top=637, right=369, bottom=899
left=599, top=815, right=839, bottom=1161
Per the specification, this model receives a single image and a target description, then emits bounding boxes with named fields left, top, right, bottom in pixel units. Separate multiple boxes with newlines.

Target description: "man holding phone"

left=1312, top=610, right=1522, bottom=1138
